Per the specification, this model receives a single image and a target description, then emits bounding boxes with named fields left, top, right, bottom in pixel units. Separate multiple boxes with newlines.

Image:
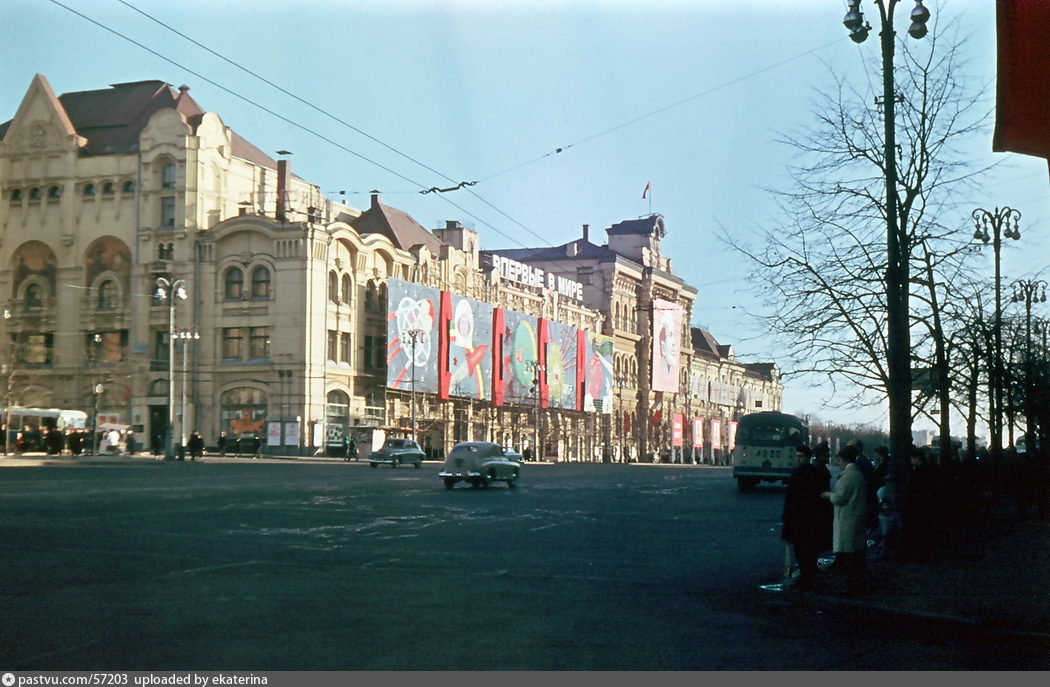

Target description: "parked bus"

left=2, top=407, right=89, bottom=452
left=731, top=411, right=809, bottom=491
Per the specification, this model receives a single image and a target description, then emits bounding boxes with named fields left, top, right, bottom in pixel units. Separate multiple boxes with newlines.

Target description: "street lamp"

left=92, top=382, right=104, bottom=454
left=155, top=277, right=187, bottom=460
left=2, top=308, right=12, bottom=455
left=973, top=207, right=1021, bottom=465
left=842, top=0, right=930, bottom=499
left=278, top=369, right=293, bottom=447
left=527, top=360, right=545, bottom=461
left=175, top=328, right=199, bottom=449
left=1011, top=279, right=1046, bottom=456
left=404, top=328, right=425, bottom=444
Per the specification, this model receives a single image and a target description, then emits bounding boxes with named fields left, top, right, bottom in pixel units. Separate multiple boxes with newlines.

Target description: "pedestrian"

left=781, top=444, right=829, bottom=591
left=125, top=430, right=137, bottom=456
left=345, top=435, right=358, bottom=462
left=901, top=447, right=938, bottom=560
left=217, top=431, right=227, bottom=457
left=252, top=433, right=262, bottom=459
left=822, top=445, right=870, bottom=595
left=187, top=431, right=205, bottom=461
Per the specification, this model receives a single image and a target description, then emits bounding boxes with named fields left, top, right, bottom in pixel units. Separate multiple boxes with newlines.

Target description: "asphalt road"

left=0, top=460, right=1045, bottom=670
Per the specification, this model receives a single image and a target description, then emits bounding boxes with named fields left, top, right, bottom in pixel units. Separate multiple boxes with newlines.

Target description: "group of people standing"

left=781, top=439, right=891, bottom=595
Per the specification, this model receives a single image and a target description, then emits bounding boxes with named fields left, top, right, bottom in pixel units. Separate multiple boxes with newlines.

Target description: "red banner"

left=710, top=419, right=722, bottom=450
left=729, top=421, right=738, bottom=451
left=692, top=417, right=703, bottom=448
left=672, top=413, right=684, bottom=447
left=994, top=0, right=1050, bottom=160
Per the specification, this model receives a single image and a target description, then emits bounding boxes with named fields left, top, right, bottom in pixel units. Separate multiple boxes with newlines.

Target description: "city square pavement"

left=1, top=452, right=1047, bottom=669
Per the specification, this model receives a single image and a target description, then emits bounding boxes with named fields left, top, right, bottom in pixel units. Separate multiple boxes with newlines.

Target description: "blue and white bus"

left=2, top=407, right=88, bottom=451
left=731, top=411, right=809, bottom=491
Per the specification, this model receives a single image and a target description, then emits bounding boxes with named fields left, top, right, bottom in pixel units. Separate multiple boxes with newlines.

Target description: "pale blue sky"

left=3, top=0, right=1048, bottom=432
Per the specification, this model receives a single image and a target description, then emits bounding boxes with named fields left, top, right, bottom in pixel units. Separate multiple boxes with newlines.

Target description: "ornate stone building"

left=1, top=74, right=779, bottom=460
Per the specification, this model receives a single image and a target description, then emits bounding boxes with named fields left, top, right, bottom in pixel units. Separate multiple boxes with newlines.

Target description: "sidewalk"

left=795, top=503, right=1050, bottom=642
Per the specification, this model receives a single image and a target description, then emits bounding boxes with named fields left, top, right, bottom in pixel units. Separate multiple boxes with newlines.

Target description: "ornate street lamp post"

left=973, top=207, right=1021, bottom=465
left=842, top=0, right=930, bottom=499
left=1011, top=279, right=1047, bottom=456
left=155, top=277, right=187, bottom=460
left=527, top=360, right=545, bottom=460
left=175, top=328, right=199, bottom=449
left=404, top=328, right=425, bottom=444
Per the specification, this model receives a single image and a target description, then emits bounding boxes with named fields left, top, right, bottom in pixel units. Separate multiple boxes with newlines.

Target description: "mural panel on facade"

left=545, top=321, right=578, bottom=410
left=498, top=310, right=539, bottom=405
left=10, top=240, right=57, bottom=295
left=85, top=237, right=132, bottom=284
left=447, top=293, right=493, bottom=400
left=582, top=332, right=613, bottom=414
left=386, top=278, right=439, bottom=393
left=651, top=299, right=682, bottom=393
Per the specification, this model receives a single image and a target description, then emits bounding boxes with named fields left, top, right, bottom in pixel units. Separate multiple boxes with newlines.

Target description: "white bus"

left=732, top=411, right=809, bottom=491
left=3, top=407, right=89, bottom=450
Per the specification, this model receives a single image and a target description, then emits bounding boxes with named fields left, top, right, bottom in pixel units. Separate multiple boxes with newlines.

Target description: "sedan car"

left=439, top=441, right=521, bottom=489
left=367, top=438, right=425, bottom=468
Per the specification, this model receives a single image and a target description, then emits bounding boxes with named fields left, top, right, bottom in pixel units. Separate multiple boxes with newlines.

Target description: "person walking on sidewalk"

left=823, top=446, right=870, bottom=595
left=782, top=444, right=830, bottom=591
left=217, top=431, right=227, bottom=457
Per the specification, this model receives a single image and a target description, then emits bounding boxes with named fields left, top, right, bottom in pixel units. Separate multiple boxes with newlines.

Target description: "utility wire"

left=479, top=36, right=849, bottom=183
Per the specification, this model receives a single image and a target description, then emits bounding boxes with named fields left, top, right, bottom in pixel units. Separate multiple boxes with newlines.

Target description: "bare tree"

left=725, top=19, right=993, bottom=456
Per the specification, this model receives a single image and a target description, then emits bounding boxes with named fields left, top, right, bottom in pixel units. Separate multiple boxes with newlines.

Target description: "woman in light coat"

left=823, top=446, right=869, bottom=594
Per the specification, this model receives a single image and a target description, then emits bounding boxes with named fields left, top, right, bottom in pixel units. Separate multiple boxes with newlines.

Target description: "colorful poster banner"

left=545, top=321, right=578, bottom=410
left=447, top=293, right=493, bottom=400
left=386, top=278, right=440, bottom=393
left=497, top=309, right=540, bottom=406
left=651, top=299, right=682, bottom=393
left=582, top=332, right=614, bottom=414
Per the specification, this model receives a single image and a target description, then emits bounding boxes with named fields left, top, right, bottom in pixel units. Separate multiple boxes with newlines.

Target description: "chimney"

left=276, top=159, right=290, bottom=222
left=582, top=224, right=589, bottom=242
left=370, top=190, right=381, bottom=210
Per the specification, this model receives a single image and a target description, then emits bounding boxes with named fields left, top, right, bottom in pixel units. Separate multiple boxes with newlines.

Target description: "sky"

left=2, top=0, right=1048, bottom=433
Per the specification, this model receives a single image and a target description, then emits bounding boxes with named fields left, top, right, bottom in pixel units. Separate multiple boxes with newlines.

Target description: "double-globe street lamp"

left=175, top=328, right=200, bottom=450
left=972, top=207, right=1021, bottom=465
left=404, top=328, right=425, bottom=445
left=155, top=277, right=187, bottom=460
left=1010, top=279, right=1047, bottom=456
left=842, top=0, right=931, bottom=497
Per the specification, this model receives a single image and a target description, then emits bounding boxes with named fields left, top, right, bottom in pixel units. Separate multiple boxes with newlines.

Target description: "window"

left=47, top=185, right=61, bottom=201
left=82, top=183, right=95, bottom=197
left=341, top=274, right=352, bottom=304
left=224, top=267, right=243, bottom=300
left=160, top=196, right=176, bottom=227
left=122, top=180, right=135, bottom=194
left=9, top=188, right=22, bottom=203
left=250, top=267, right=271, bottom=300
left=326, top=390, right=350, bottom=431
left=20, top=333, right=53, bottom=366
left=161, top=163, right=176, bottom=189
left=24, top=283, right=43, bottom=311
left=328, top=330, right=339, bottom=362
left=157, top=243, right=174, bottom=261
left=328, top=271, right=339, bottom=303
left=363, top=333, right=386, bottom=370
left=90, top=330, right=127, bottom=363
left=365, top=283, right=377, bottom=312
left=340, top=332, right=352, bottom=363
left=96, top=280, right=117, bottom=310
left=102, top=182, right=114, bottom=196
left=248, top=327, right=270, bottom=359
left=152, top=330, right=170, bottom=371
left=222, top=328, right=243, bottom=360
left=28, top=187, right=42, bottom=201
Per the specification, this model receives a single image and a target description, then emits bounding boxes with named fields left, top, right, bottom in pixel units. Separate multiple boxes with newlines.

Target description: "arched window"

left=82, top=183, right=95, bottom=197
left=161, top=163, right=176, bottom=189
left=122, top=180, right=136, bottom=194
left=378, top=283, right=388, bottom=309
left=28, top=187, right=42, bottom=201
left=24, top=283, right=43, bottom=311
left=47, top=185, right=62, bottom=200
left=250, top=266, right=271, bottom=299
left=328, top=271, right=339, bottom=303
left=224, top=267, right=243, bottom=300
left=219, top=387, right=268, bottom=437
left=341, top=274, right=352, bottom=304
left=326, top=390, right=351, bottom=436
left=97, top=280, right=117, bottom=310
left=365, top=282, right=377, bottom=312
left=9, top=188, right=21, bottom=203
left=101, top=181, right=115, bottom=196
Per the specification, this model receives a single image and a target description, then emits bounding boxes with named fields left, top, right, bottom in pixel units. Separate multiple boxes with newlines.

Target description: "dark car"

left=367, top=438, right=425, bottom=468
left=438, top=441, right=521, bottom=489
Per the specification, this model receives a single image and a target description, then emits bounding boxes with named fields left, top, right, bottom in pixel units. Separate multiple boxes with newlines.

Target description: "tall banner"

left=446, top=293, right=493, bottom=400
left=728, top=420, right=738, bottom=451
left=710, top=418, right=722, bottom=450
left=386, top=278, right=439, bottom=393
left=582, top=332, right=614, bottom=414
left=651, top=299, right=682, bottom=393
left=692, top=417, right=703, bottom=448
left=497, top=310, right=539, bottom=406
left=672, top=413, right=684, bottom=447
left=545, top=321, right=578, bottom=410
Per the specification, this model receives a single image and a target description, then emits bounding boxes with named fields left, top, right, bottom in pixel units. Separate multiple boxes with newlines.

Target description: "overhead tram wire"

left=478, top=36, right=850, bottom=184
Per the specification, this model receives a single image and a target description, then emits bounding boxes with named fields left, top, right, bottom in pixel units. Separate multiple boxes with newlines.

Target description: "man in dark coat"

left=782, top=444, right=830, bottom=591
